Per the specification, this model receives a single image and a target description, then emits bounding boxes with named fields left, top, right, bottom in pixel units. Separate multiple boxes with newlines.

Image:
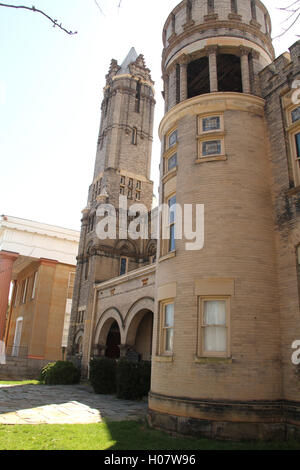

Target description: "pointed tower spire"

left=118, top=47, right=138, bottom=74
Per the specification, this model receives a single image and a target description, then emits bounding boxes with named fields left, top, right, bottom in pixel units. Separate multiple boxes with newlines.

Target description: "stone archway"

left=105, top=321, right=121, bottom=359
left=124, top=297, right=154, bottom=361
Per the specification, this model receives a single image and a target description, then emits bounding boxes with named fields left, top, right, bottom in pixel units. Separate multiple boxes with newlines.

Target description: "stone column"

left=0, top=251, right=18, bottom=341
left=206, top=45, right=218, bottom=93
left=240, top=47, right=251, bottom=94
left=179, top=55, right=188, bottom=102
left=163, top=73, right=169, bottom=113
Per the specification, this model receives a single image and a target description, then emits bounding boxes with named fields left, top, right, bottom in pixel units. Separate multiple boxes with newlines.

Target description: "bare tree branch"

left=272, top=0, right=300, bottom=39
left=94, top=0, right=105, bottom=16
left=0, top=2, right=77, bottom=35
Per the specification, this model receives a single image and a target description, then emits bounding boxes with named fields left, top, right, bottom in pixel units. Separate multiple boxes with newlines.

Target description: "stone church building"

left=68, top=0, right=300, bottom=440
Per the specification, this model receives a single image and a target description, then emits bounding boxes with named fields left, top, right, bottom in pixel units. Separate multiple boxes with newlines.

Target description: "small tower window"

left=292, top=107, right=300, bottom=124
left=128, top=188, right=133, bottom=199
left=169, top=130, right=178, bottom=148
left=128, top=178, right=133, bottom=189
left=231, top=0, right=237, bottom=14
left=208, top=0, right=214, bottom=14
left=135, top=80, right=141, bottom=113
left=132, top=127, right=138, bottom=145
left=167, top=153, right=177, bottom=172
left=120, top=257, right=128, bottom=276
left=187, top=0, right=192, bottom=22
left=250, top=0, right=257, bottom=20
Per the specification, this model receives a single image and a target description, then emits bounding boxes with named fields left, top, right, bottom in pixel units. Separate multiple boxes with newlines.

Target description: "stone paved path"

left=0, top=383, right=147, bottom=425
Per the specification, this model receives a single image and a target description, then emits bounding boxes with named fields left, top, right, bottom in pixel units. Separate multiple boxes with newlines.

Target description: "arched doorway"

left=133, top=310, right=153, bottom=361
left=105, top=321, right=121, bottom=359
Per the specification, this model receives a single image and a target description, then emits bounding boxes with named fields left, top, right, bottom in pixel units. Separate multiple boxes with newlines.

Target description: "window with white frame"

left=199, top=297, right=230, bottom=357
left=160, top=301, right=174, bottom=354
left=168, top=194, right=176, bottom=252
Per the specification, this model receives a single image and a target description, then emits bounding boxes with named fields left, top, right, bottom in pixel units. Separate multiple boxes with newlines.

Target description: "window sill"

left=194, top=356, right=232, bottom=364
left=196, top=155, right=227, bottom=164
left=154, top=355, right=174, bottom=363
left=197, top=131, right=225, bottom=141
left=159, top=251, right=176, bottom=263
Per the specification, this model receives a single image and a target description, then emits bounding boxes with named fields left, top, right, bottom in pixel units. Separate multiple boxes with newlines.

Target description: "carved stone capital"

left=205, top=45, right=218, bottom=56
left=239, top=46, right=252, bottom=57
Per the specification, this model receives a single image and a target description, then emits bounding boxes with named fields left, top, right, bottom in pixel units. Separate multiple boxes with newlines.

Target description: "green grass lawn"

left=0, top=421, right=299, bottom=450
left=0, top=380, right=40, bottom=386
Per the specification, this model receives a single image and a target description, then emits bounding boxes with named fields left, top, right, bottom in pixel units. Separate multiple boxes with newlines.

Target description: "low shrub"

left=39, top=361, right=80, bottom=385
left=89, top=357, right=117, bottom=394
left=116, top=359, right=151, bottom=401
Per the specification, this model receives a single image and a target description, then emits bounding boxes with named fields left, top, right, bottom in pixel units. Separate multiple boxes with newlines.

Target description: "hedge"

left=89, top=357, right=117, bottom=394
left=89, top=357, right=151, bottom=400
left=39, top=361, right=80, bottom=385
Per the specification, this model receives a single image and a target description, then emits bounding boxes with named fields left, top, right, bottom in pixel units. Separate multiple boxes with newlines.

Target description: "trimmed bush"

left=116, top=359, right=151, bottom=401
left=39, top=361, right=80, bottom=385
left=89, top=357, right=117, bottom=394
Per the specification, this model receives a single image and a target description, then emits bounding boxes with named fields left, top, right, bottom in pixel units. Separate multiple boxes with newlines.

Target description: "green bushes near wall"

left=39, top=361, right=80, bottom=385
left=89, top=357, right=151, bottom=400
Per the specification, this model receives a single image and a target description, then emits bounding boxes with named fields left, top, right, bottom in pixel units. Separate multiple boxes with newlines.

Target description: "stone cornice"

left=162, top=20, right=275, bottom=69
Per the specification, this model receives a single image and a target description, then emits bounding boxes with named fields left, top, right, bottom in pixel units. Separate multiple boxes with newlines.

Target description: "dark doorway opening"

left=187, top=57, right=210, bottom=98
left=217, top=54, right=242, bottom=92
left=105, top=321, right=121, bottom=359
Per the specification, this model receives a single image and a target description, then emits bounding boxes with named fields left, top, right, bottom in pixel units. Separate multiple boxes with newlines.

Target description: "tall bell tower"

left=68, top=49, right=156, bottom=374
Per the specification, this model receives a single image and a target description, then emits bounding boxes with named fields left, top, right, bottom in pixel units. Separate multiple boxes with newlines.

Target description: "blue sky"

left=0, top=0, right=298, bottom=230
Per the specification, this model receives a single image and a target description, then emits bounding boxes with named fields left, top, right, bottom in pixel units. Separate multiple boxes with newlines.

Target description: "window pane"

left=204, top=326, right=226, bottom=352
left=165, top=303, right=174, bottom=327
left=168, top=153, right=177, bottom=171
left=165, top=328, right=174, bottom=352
left=203, top=300, right=226, bottom=325
left=169, top=130, right=177, bottom=148
left=120, top=258, right=127, bottom=275
left=169, top=224, right=175, bottom=251
left=202, top=140, right=221, bottom=156
left=168, top=196, right=176, bottom=223
left=292, top=107, right=300, bottom=123
left=296, top=133, right=300, bottom=159
left=202, top=116, right=220, bottom=132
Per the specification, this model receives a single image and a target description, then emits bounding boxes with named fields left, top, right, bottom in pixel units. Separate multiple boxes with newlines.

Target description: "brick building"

left=0, top=215, right=79, bottom=378
left=68, top=0, right=300, bottom=440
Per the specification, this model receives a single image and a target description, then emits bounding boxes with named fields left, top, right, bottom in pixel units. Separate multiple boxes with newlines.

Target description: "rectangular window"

left=21, top=278, right=28, bottom=304
left=136, top=180, right=141, bottom=190
left=132, top=127, right=137, bottom=145
left=120, top=175, right=125, bottom=186
left=202, top=116, right=220, bottom=132
left=208, top=0, right=214, bottom=14
left=169, top=130, right=178, bottom=148
left=120, top=186, right=125, bottom=195
left=292, top=107, right=300, bottom=124
left=135, top=192, right=141, bottom=201
left=14, top=283, right=18, bottom=308
left=161, top=302, right=174, bottom=354
left=296, top=133, right=300, bottom=159
left=120, top=257, right=128, bottom=276
left=231, top=0, right=237, bottom=13
left=199, top=297, right=230, bottom=357
left=202, top=140, right=221, bottom=156
left=128, top=178, right=133, bottom=188
left=168, top=195, right=176, bottom=252
left=128, top=188, right=133, bottom=199
left=167, top=153, right=177, bottom=172
left=251, top=0, right=257, bottom=20
left=31, top=272, right=38, bottom=300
